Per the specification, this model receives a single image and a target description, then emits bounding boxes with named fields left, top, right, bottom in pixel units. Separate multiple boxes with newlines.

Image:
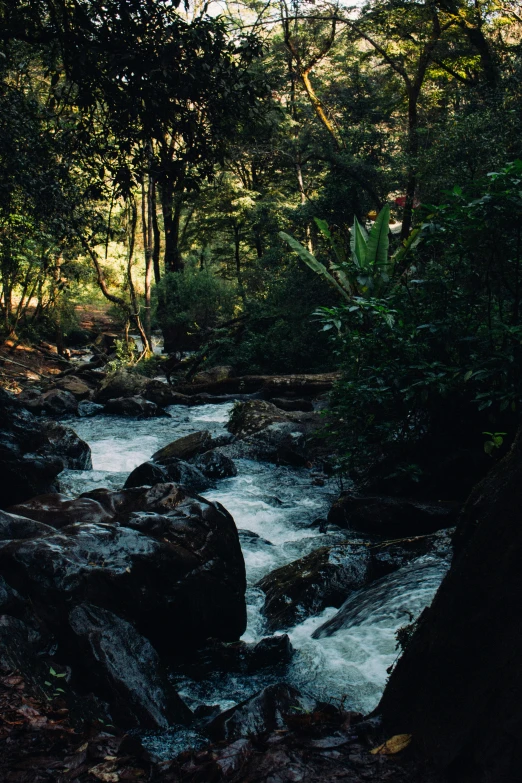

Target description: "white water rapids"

left=59, top=401, right=449, bottom=734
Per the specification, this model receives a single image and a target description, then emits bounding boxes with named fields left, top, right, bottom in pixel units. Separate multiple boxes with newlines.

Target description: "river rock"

left=54, top=375, right=92, bottom=400
left=124, top=458, right=211, bottom=493
left=180, top=634, right=293, bottom=679
left=152, top=430, right=212, bottom=462
left=104, top=395, right=169, bottom=418
left=0, top=508, right=56, bottom=539
left=27, top=388, right=79, bottom=416
left=313, top=556, right=449, bottom=640
left=8, top=493, right=113, bottom=528
left=227, top=400, right=321, bottom=464
left=0, top=389, right=92, bottom=507
left=192, top=365, right=233, bottom=385
left=328, top=494, right=459, bottom=537
left=0, top=483, right=247, bottom=653
left=207, top=683, right=316, bottom=742
left=78, top=400, right=105, bottom=417
left=93, top=370, right=148, bottom=402
left=194, top=449, right=237, bottom=479
left=257, top=544, right=372, bottom=631
left=69, top=603, right=192, bottom=729
left=270, top=397, right=314, bottom=412
left=377, top=426, right=522, bottom=781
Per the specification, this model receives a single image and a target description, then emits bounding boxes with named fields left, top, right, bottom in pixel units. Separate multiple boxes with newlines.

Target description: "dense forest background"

left=1, top=0, right=522, bottom=484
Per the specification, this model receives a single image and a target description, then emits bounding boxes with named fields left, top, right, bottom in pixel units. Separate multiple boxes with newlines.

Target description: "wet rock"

left=194, top=449, right=237, bottom=479
left=370, top=528, right=454, bottom=580
left=0, top=389, right=91, bottom=507
left=0, top=508, right=56, bottom=540
left=0, top=616, right=42, bottom=673
left=0, top=575, right=27, bottom=616
left=181, top=634, right=293, bottom=679
left=104, top=395, right=169, bottom=418
left=7, top=494, right=113, bottom=529
left=313, top=556, right=449, bottom=639
left=378, top=427, right=522, bottom=781
left=227, top=400, right=322, bottom=464
left=141, top=379, right=181, bottom=407
left=257, top=544, right=372, bottom=631
left=54, top=375, right=92, bottom=400
left=175, top=373, right=340, bottom=398
left=78, top=400, right=105, bottom=417
left=152, top=430, right=212, bottom=462
left=25, top=388, right=79, bottom=416
left=238, top=529, right=274, bottom=547
left=123, top=461, right=170, bottom=488
left=227, top=400, right=289, bottom=438
left=93, top=370, right=148, bottom=402
left=192, top=365, right=233, bottom=385
left=69, top=603, right=192, bottom=729
left=0, top=484, right=247, bottom=653
left=207, top=683, right=316, bottom=742
left=270, top=397, right=314, bottom=412
left=328, top=494, right=459, bottom=537
left=124, top=459, right=211, bottom=493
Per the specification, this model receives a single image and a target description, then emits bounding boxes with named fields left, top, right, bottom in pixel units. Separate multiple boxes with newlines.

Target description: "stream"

left=59, top=401, right=449, bottom=754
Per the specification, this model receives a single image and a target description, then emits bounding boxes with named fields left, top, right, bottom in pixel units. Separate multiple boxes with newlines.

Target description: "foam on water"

left=59, top=401, right=449, bottom=723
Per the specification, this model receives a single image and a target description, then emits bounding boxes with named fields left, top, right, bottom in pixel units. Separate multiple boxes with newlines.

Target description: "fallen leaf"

left=370, top=733, right=412, bottom=755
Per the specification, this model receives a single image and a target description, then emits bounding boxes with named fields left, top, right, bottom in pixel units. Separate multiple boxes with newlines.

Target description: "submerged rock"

left=69, top=603, right=192, bottom=729
left=0, top=389, right=91, bottom=508
left=257, top=544, right=372, bottom=631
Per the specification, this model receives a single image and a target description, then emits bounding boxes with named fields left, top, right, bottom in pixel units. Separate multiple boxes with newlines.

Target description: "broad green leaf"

left=279, top=231, right=350, bottom=300
left=350, top=217, right=368, bottom=269
left=314, top=217, right=345, bottom=264
left=366, top=204, right=390, bottom=269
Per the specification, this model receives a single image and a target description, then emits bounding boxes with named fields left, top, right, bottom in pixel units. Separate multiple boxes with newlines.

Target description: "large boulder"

left=257, top=544, right=372, bottom=631
left=54, top=375, right=93, bottom=400
left=227, top=400, right=321, bottom=465
left=328, top=494, right=459, bottom=537
left=207, top=683, right=316, bottom=742
left=104, top=395, right=169, bottom=418
left=194, top=449, right=238, bottom=479
left=68, top=603, right=192, bottom=729
left=152, top=430, right=212, bottom=462
left=377, top=427, right=522, bottom=781
left=0, top=389, right=91, bottom=508
left=8, top=494, right=113, bottom=528
left=124, top=459, right=211, bottom=493
left=24, top=388, right=79, bottom=416
left=93, top=371, right=148, bottom=403
left=0, top=483, right=247, bottom=653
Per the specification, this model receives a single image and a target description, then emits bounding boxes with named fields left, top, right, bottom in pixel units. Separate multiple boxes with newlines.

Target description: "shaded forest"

left=1, top=2, right=522, bottom=782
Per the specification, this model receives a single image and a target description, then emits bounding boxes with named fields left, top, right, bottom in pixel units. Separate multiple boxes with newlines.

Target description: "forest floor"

left=0, top=672, right=442, bottom=783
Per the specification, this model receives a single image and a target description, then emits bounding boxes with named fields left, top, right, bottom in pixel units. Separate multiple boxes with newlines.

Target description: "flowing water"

left=59, top=401, right=449, bottom=745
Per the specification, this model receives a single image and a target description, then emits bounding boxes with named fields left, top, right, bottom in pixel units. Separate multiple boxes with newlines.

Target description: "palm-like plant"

left=279, top=206, right=418, bottom=300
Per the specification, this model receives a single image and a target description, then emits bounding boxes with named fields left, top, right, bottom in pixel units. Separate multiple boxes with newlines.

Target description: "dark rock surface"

left=54, top=375, right=93, bottom=400
left=78, top=400, right=104, bottom=417
left=328, top=494, right=459, bottom=537
left=152, top=430, right=212, bottom=462
left=270, top=397, right=314, bottom=412
left=0, top=484, right=246, bottom=654
left=0, top=389, right=91, bottom=508
left=257, top=544, right=372, bottom=631
left=8, top=493, right=113, bottom=528
left=207, top=683, right=316, bottom=742
left=25, top=388, right=79, bottom=416
left=227, top=400, right=322, bottom=465
left=313, top=556, right=449, bottom=640
left=124, top=458, right=211, bottom=493
left=69, top=603, right=192, bottom=729
left=194, top=449, right=237, bottom=479
left=377, top=427, right=522, bottom=782
left=104, top=395, right=169, bottom=417
left=180, top=634, right=294, bottom=680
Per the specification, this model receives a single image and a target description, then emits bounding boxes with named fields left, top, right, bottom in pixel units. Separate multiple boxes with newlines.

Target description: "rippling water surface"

left=60, top=402, right=448, bottom=725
